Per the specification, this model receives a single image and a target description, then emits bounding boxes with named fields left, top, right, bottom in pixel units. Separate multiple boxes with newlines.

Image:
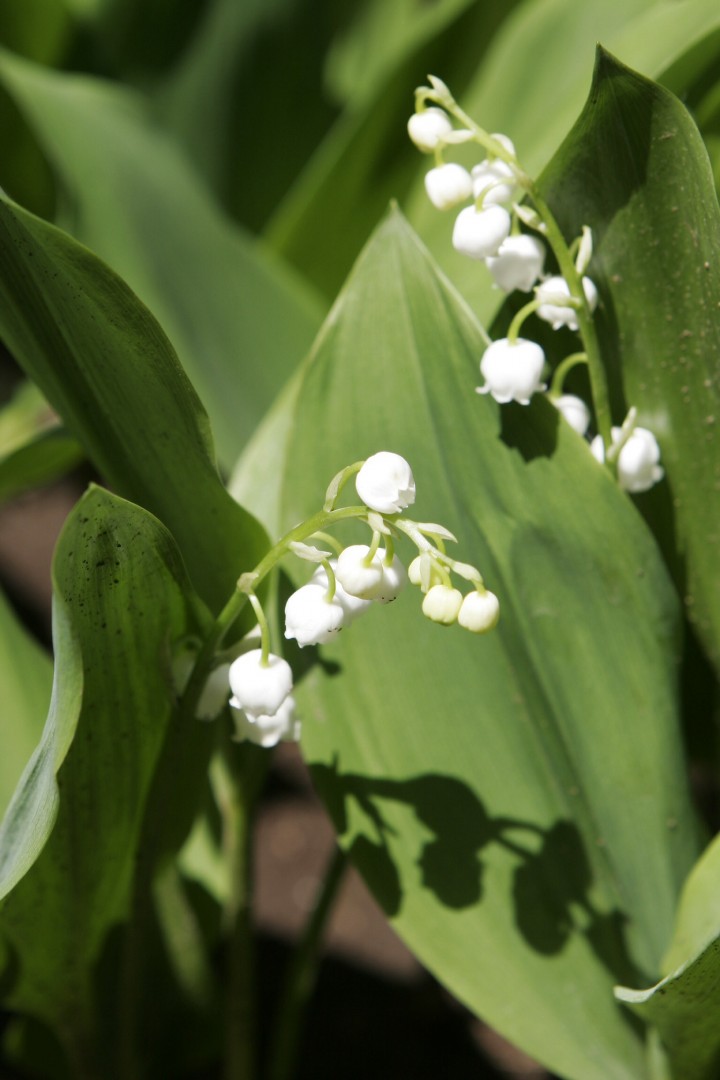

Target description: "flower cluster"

left=408, top=80, right=664, bottom=496
left=221, top=452, right=499, bottom=747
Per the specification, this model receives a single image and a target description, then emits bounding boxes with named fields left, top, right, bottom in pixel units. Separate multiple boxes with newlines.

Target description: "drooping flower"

left=457, top=590, right=500, bottom=633
left=424, top=163, right=473, bottom=210
left=230, top=695, right=300, bottom=748
left=535, top=275, right=598, bottom=331
left=335, top=544, right=384, bottom=599
left=228, top=649, right=293, bottom=718
left=591, top=427, right=664, bottom=493
left=476, top=337, right=546, bottom=405
left=284, top=583, right=346, bottom=647
left=470, top=158, right=517, bottom=206
left=452, top=205, right=511, bottom=260
left=552, top=394, right=591, bottom=436
left=311, top=563, right=372, bottom=623
left=422, top=584, right=463, bottom=625
left=370, top=553, right=407, bottom=603
left=407, top=107, right=453, bottom=152
left=356, top=452, right=416, bottom=514
left=485, top=235, right=545, bottom=293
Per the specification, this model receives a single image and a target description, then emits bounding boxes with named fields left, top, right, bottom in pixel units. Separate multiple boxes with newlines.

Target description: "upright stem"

left=268, top=847, right=348, bottom=1080
left=222, top=746, right=270, bottom=1080
left=529, top=185, right=613, bottom=450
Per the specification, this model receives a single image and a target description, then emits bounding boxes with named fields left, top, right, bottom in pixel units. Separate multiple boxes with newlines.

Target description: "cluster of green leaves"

left=1, top=1, right=720, bottom=1078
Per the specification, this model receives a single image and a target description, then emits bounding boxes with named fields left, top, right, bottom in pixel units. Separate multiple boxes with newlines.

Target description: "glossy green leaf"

left=537, top=50, right=720, bottom=675
left=0, top=192, right=267, bottom=612
left=613, top=834, right=720, bottom=1078
left=0, top=487, right=212, bottom=1073
left=0, top=48, right=323, bottom=469
left=615, top=941, right=720, bottom=1079
left=279, top=209, right=699, bottom=1079
left=0, top=587, right=51, bottom=821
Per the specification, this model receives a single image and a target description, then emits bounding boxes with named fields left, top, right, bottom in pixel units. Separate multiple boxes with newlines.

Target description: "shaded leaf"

left=538, top=49, right=720, bottom=674
left=0, top=191, right=267, bottom=612
left=0, top=47, right=324, bottom=469
left=0, top=487, right=212, bottom=1073
left=0, top=587, right=51, bottom=820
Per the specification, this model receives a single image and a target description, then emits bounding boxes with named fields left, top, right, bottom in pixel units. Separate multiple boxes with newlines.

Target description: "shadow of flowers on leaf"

left=312, top=759, right=642, bottom=986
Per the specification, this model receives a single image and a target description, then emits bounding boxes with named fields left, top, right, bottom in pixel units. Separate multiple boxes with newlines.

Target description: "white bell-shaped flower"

left=422, top=584, right=463, bottom=625
left=424, top=163, right=473, bottom=210
left=284, top=583, right=346, bottom=647
left=228, top=649, right=293, bottom=718
left=407, top=108, right=453, bottom=152
left=471, top=159, right=517, bottom=206
left=486, top=235, right=545, bottom=293
left=311, top=563, right=372, bottom=623
left=452, top=204, right=511, bottom=260
left=457, top=590, right=500, bottom=633
left=356, top=451, right=415, bottom=514
left=230, top=695, right=300, bottom=748
left=535, top=275, right=598, bottom=331
left=552, top=394, right=591, bottom=436
left=335, top=544, right=384, bottom=599
left=370, top=553, right=407, bottom=603
left=476, top=337, right=546, bottom=405
left=591, top=427, right=664, bottom=493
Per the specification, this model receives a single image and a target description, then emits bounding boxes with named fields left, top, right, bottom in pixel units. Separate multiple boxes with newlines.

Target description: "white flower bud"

left=552, top=394, right=590, bottom=436
left=591, top=427, right=664, bottom=493
left=284, top=583, right=345, bottom=647
left=424, top=163, right=473, bottom=210
left=486, top=235, right=545, bottom=293
left=311, top=563, right=372, bottom=623
left=471, top=159, right=517, bottom=206
left=489, top=133, right=516, bottom=157
left=452, top=205, right=511, bottom=260
left=476, top=337, right=546, bottom=405
left=407, top=107, right=453, bottom=152
left=228, top=649, right=293, bottom=718
left=535, top=275, right=598, bottom=331
left=230, top=695, right=300, bottom=748
left=422, top=584, right=463, bottom=624
left=356, top=452, right=415, bottom=514
left=335, top=544, right=384, bottom=598
left=458, top=590, right=500, bottom=633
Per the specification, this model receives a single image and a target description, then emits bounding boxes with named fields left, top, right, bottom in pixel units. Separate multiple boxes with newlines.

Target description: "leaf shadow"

left=312, top=759, right=644, bottom=989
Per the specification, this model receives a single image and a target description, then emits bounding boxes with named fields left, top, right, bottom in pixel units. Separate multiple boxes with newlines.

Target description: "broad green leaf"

left=0, top=587, right=51, bottom=820
left=615, top=942, right=720, bottom=1079
left=537, top=50, right=720, bottom=675
left=0, top=0, right=74, bottom=64
left=0, top=48, right=323, bottom=469
left=0, top=192, right=267, bottom=612
left=0, top=487, right=212, bottom=1073
left=279, top=209, right=699, bottom=1079
left=613, top=835, right=720, bottom=1078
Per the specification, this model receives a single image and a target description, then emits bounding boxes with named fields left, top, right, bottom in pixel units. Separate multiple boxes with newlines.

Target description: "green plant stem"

left=222, top=746, right=270, bottom=1080
left=528, top=185, right=613, bottom=451
left=268, top=846, right=348, bottom=1080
